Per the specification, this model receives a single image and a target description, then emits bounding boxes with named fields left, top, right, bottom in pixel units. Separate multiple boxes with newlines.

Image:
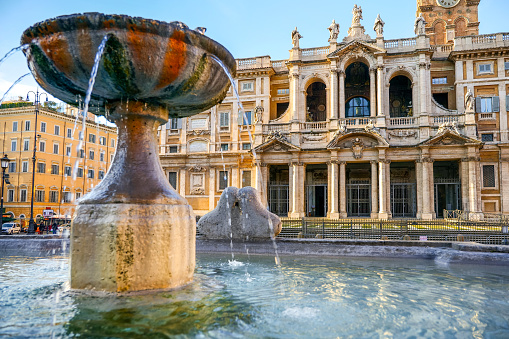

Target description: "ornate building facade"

left=159, top=0, right=509, bottom=219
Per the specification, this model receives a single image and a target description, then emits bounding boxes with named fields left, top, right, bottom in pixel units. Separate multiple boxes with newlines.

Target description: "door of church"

left=347, top=179, right=371, bottom=217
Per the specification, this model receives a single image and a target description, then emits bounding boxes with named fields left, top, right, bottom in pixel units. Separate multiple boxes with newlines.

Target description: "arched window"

left=389, top=76, right=413, bottom=118
left=346, top=97, right=370, bottom=117
left=306, top=82, right=327, bottom=122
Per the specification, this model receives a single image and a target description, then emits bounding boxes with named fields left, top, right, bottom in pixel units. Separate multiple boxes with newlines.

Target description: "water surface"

left=1, top=252, right=508, bottom=338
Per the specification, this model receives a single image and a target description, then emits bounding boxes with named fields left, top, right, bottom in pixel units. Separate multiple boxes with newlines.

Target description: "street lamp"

left=26, top=89, right=48, bottom=234
left=0, top=154, right=11, bottom=229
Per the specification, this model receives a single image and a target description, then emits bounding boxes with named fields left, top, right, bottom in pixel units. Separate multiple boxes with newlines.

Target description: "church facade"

left=159, top=0, right=509, bottom=219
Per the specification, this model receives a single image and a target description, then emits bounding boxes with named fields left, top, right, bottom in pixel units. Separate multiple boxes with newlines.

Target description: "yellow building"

left=0, top=99, right=117, bottom=226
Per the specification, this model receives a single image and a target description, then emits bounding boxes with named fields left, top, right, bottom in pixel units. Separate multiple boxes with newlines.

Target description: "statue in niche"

left=254, top=105, right=264, bottom=123
left=464, top=89, right=474, bottom=111
left=373, top=14, right=385, bottom=37
left=291, top=27, right=302, bottom=48
left=352, top=5, right=363, bottom=25
left=414, top=14, right=426, bottom=36
left=328, top=19, right=340, bottom=41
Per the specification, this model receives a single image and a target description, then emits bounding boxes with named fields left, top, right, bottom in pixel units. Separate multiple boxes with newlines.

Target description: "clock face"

left=437, top=0, right=460, bottom=8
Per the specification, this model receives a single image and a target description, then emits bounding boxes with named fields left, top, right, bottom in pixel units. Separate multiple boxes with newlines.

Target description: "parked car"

left=1, top=222, right=21, bottom=235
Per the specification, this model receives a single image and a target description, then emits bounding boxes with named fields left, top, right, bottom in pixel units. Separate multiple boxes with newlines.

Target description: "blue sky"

left=0, top=0, right=507, bottom=102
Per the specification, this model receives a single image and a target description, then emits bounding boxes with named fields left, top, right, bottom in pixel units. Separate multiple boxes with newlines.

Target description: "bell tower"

left=416, top=0, right=480, bottom=45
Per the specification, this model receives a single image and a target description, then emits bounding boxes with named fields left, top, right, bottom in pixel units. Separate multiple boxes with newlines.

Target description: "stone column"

left=290, top=72, right=300, bottom=121
left=377, top=66, right=384, bottom=116
left=328, top=160, right=339, bottom=218
left=420, top=157, right=434, bottom=219
left=179, top=168, right=186, bottom=196
left=232, top=167, right=239, bottom=188
left=330, top=68, right=339, bottom=127
left=465, top=155, right=481, bottom=213
left=297, top=163, right=306, bottom=217
left=209, top=168, right=216, bottom=211
left=500, top=157, right=509, bottom=213
left=258, top=163, right=268, bottom=207
left=339, top=161, right=347, bottom=218
left=455, top=61, right=465, bottom=114
left=370, top=160, right=378, bottom=218
left=370, top=67, right=377, bottom=117
left=415, top=160, right=423, bottom=218
left=419, top=59, right=429, bottom=115
left=289, top=161, right=305, bottom=218
left=289, top=163, right=295, bottom=216
left=378, top=160, right=390, bottom=219
left=338, top=70, right=346, bottom=119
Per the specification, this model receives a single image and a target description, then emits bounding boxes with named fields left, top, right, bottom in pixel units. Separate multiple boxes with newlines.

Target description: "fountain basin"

left=21, top=13, right=235, bottom=118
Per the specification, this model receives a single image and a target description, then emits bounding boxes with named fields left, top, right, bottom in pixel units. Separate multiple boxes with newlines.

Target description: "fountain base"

left=71, top=203, right=195, bottom=292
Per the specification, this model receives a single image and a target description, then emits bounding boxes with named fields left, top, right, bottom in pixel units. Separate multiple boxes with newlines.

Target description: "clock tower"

left=416, top=0, right=480, bottom=45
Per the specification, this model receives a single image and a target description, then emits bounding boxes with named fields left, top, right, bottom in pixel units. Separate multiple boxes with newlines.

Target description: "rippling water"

left=1, top=252, right=508, bottom=338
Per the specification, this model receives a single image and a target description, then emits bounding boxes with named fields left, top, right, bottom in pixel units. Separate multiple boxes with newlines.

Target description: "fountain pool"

left=1, top=250, right=508, bottom=337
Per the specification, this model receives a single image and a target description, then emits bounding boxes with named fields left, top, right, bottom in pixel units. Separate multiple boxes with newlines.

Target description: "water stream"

left=0, top=73, right=30, bottom=105
left=0, top=44, right=29, bottom=68
left=210, top=54, right=282, bottom=268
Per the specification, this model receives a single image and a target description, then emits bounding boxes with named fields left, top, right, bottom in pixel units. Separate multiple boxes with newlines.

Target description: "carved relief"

left=351, top=138, right=364, bottom=159
left=387, top=130, right=418, bottom=139
left=302, top=134, right=326, bottom=142
left=190, top=173, right=205, bottom=195
left=189, top=165, right=207, bottom=172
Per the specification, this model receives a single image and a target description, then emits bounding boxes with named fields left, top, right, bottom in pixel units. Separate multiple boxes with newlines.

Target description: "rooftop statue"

left=292, top=27, right=303, bottom=48
left=414, top=14, right=426, bottom=36
left=328, top=19, right=340, bottom=41
left=352, top=4, right=363, bottom=25
left=373, top=14, right=385, bottom=37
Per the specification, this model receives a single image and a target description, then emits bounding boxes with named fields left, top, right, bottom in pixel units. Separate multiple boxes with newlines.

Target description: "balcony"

left=236, top=56, right=272, bottom=70
left=454, top=32, right=509, bottom=51
left=340, top=117, right=375, bottom=128
left=299, top=121, right=328, bottom=131
left=387, top=117, right=417, bottom=128
left=384, top=38, right=417, bottom=53
left=301, top=47, right=329, bottom=61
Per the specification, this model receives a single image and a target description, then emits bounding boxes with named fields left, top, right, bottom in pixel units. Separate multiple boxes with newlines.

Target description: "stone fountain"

left=21, top=13, right=235, bottom=292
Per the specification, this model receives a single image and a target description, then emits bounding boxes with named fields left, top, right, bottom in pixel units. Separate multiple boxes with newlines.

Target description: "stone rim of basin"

left=21, top=12, right=236, bottom=119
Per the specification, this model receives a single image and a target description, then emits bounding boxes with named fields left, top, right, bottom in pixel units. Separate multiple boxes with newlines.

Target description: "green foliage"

left=0, top=101, right=34, bottom=109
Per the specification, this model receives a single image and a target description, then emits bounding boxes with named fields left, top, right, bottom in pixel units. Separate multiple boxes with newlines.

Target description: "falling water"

left=209, top=54, right=282, bottom=268
left=0, top=73, right=30, bottom=105
left=74, top=35, right=109, bottom=184
left=0, top=44, right=29, bottom=68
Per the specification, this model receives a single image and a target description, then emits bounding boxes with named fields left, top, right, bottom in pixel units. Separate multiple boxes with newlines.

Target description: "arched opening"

left=305, top=82, right=327, bottom=122
left=389, top=75, right=413, bottom=118
left=455, top=18, right=467, bottom=38
left=433, top=21, right=446, bottom=45
left=346, top=97, right=370, bottom=117
left=345, top=62, right=370, bottom=117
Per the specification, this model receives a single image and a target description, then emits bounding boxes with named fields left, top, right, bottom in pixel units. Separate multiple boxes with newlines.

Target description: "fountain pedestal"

left=71, top=104, right=196, bottom=292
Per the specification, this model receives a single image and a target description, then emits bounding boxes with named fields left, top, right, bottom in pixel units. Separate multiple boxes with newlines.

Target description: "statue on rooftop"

left=352, top=4, right=363, bottom=25
left=373, top=14, right=385, bottom=37
left=328, top=19, right=340, bottom=41
left=292, top=27, right=303, bottom=48
left=414, top=14, right=426, bottom=36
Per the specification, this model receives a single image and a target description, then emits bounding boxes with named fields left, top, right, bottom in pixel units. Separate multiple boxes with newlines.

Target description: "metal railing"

left=277, top=217, right=509, bottom=245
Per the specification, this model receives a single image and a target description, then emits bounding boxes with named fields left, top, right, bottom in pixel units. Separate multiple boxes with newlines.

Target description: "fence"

left=277, top=217, right=509, bottom=245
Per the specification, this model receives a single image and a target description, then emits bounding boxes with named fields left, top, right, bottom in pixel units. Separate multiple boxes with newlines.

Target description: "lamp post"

left=0, top=154, right=11, bottom=229
left=26, top=89, right=48, bottom=234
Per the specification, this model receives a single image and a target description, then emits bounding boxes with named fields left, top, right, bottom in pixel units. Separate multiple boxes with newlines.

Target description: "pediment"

left=327, top=40, right=385, bottom=59
left=327, top=131, right=389, bottom=149
left=420, top=129, right=481, bottom=147
left=254, top=137, right=301, bottom=153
